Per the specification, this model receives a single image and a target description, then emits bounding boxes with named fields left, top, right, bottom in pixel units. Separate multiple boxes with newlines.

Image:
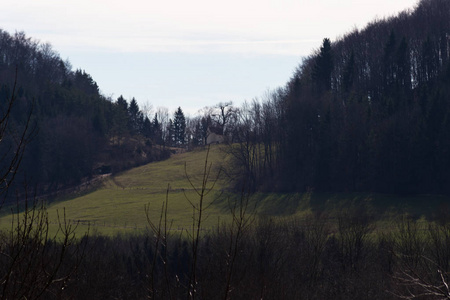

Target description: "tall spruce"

left=173, top=107, right=186, bottom=146
left=312, top=38, right=333, bottom=92
left=128, top=98, right=143, bottom=135
left=152, top=113, right=162, bottom=144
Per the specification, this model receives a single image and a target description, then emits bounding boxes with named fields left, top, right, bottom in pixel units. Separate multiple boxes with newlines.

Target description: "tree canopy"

left=226, top=0, right=450, bottom=195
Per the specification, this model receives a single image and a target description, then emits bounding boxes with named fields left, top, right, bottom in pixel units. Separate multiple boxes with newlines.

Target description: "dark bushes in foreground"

left=26, top=212, right=450, bottom=300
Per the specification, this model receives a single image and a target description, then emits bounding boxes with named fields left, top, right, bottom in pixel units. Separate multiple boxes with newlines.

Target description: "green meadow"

left=1, top=144, right=449, bottom=237
left=0, top=145, right=230, bottom=236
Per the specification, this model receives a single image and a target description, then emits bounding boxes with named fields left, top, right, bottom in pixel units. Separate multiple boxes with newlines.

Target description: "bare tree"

left=391, top=219, right=450, bottom=299
left=202, top=102, right=238, bottom=142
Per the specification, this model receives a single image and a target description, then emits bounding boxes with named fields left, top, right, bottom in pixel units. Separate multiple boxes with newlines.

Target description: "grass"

left=1, top=143, right=450, bottom=237
left=0, top=145, right=233, bottom=236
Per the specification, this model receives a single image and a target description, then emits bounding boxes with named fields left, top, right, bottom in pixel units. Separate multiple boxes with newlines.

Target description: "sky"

left=2, top=0, right=418, bottom=116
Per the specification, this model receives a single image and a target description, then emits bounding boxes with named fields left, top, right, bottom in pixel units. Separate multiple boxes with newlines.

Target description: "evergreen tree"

left=117, top=95, right=128, bottom=112
left=73, top=69, right=99, bottom=95
left=142, top=116, right=152, bottom=139
left=173, top=107, right=186, bottom=146
left=128, top=98, right=143, bottom=134
left=312, top=38, right=333, bottom=92
left=152, top=113, right=162, bottom=144
left=112, top=95, right=129, bottom=138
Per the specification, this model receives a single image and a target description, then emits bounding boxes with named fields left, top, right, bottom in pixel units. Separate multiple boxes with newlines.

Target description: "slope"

left=1, top=144, right=305, bottom=237
left=37, top=145, right=230, bottom=236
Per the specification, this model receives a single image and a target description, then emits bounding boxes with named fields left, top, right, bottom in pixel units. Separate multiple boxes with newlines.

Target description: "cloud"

left=3, top=0, right=417, bottom=56
left=37, top=34, right=320, bottom=55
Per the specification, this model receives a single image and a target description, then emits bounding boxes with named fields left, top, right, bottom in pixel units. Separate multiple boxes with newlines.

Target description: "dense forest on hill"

left=0, top=30, right=170, bottom=197
left=226, top=0, right=450, bottom=194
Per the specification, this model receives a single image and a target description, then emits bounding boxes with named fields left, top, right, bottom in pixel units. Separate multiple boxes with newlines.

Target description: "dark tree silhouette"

left=172, top=107, right=186, bottom=147
left=312, top=38, right=333, bottom=92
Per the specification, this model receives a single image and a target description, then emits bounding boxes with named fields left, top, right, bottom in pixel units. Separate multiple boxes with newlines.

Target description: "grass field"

left=0, top=145, right=235, bottom=236
left=1, top=144, right=449, bottom=237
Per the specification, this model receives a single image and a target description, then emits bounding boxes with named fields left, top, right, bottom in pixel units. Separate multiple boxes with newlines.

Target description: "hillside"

left=10, top=145, right=231, bottom=236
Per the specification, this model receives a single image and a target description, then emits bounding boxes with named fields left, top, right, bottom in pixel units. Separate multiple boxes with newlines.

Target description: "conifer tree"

left=152, top=113, right=162, bottom=144
left=128, top=98, right=143, bottom=134
left=312, top=38, right=333, bottom=92
left=142, top=116, right=152, bottom=139
left=173, top=107, right=186, bottom=146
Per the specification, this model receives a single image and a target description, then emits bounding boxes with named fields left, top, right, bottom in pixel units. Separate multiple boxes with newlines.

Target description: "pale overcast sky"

left=2, top=0, right=418, bottom=115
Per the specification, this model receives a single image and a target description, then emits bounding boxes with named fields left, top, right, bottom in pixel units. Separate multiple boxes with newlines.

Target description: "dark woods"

left=226, top=0, right=450, bottom=195
left=0, top=30, right=170, bottom=199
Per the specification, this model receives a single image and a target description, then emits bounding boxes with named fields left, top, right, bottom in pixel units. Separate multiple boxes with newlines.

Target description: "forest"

left=0, top=30, right=174, bottom=197
left=223, top=0, right=450, bottom=195
left=1, top=0, right=450, bottom=299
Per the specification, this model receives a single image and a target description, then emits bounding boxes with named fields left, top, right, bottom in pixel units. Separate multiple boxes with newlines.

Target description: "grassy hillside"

left=0, top=145, right=236, bottom=236
left=1, top=143, right=449, bottom=237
